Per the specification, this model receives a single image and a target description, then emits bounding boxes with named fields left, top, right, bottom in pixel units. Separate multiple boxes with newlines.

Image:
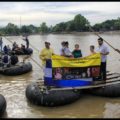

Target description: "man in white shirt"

left=97, top=37, right=109, bottom=82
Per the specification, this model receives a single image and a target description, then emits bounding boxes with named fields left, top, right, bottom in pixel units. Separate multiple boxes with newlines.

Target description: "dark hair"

left=45, top=42, right=50, bottom=45
left=65, top=41, right=69, bottom=45
left=61, top=41, right=65, bottom=45
left=90, top=45, right=95, bottom=49
left=98, top=37, right=103, bottom=41
left=11, top=52, right=15, bottom=55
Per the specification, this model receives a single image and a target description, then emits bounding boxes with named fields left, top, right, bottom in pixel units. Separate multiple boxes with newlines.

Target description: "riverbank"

left=51, top=30, right=120, bottom=35
left=3, top=30, right=120, bottom=37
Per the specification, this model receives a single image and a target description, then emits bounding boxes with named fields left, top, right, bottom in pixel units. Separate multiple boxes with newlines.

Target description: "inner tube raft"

left=0, top=94, right=6, bottom=117
left=1, top=62, right=32, bottom=76
left=84, top=82, right=120, bottom=97
left=82, top=72, right=120, bottom=97
left=26, top=82, right=81, bottom=107
left=13, top=48, right=33, bottom=55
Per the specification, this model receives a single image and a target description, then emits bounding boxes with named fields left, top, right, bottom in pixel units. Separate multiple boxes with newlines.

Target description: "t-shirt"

left=64, top=47, right=72, bottom=56
left=72, top=50, right=82, bottom=58
left=39, top=48, right=54, bottom=66
left=2, top=55, right=10, bottom=64
left=60, top=47, right=65, bottom=55
left=97, top=44, right=109, bottom=62
left=11, top=55, right=18, bottom=65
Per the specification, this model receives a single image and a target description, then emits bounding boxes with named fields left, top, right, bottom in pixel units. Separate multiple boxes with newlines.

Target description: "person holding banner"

left=39, top=41, right=54, bottom=67
left=60, top=41, right=66, bottom=56
left=90, top=45, right=96, bottom=54
left=72, top=44, right=82, bottom=58
left=97, top=37, right=109, bottom=82
left=63, top=41, right=73, bottom=58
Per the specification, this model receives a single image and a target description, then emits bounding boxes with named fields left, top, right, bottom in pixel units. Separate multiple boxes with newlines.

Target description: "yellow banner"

left=52, top=53, right=101, bottom=67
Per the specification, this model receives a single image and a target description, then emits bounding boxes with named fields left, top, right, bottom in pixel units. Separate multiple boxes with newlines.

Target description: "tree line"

left=0, top=14, right=120, bottom=36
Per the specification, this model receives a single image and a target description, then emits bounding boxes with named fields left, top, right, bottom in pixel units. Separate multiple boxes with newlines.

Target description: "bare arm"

left=101, top=52, right=109, bottom=55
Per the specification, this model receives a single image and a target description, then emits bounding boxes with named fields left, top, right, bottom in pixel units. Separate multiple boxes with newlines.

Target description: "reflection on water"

left=0, top=31, right=120, bottom=118
left=104, top=102, right=120, bottom=118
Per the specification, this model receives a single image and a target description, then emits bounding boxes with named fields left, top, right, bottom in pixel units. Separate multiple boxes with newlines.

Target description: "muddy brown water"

left=1, top=31, right=120, bottom=118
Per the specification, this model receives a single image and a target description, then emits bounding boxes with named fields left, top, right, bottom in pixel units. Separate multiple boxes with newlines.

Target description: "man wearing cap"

left=39, top=41, right=54, bottom=67
left=97, top=37, right=109, bottom=83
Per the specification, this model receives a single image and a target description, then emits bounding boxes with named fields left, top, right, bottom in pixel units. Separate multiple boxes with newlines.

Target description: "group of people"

left=0, top=36, right=30, bottom=68
left=40, top=37, right=109, bottom=83
left=0, top=38, right=17, bottom=67
left=60, top=41, right=82, bottom=58
left=0, top=36, right=29, bottom=54
left=0, top=51, right=19, bottom=67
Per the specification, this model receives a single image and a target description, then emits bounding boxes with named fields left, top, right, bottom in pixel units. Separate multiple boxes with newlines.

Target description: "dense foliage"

left=0, top=14, right=120, bottom=35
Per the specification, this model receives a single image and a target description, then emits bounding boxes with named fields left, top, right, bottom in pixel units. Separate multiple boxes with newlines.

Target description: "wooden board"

left=49, top=79, right=120, bottom=91
left=36, top=72, right=120, bottom=91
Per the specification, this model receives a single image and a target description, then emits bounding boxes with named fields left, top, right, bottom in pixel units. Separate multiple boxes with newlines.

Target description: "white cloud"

left=0, top=2, right=120, bottom=27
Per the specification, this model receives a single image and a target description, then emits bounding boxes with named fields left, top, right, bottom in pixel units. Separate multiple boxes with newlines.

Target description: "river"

left=1, top=31, right=120, bottom=118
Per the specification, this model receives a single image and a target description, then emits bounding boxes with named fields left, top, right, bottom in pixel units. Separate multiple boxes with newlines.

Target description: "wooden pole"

left=88, top=25, right=120, bottom=54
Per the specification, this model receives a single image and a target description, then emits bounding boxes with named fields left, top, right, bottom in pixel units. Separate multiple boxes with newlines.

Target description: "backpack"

left=2, top=55, right=9, bottom=64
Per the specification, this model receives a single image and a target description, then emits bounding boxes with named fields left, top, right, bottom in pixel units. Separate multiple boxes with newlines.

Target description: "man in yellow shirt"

left=39, top=41, right=54, bottom=67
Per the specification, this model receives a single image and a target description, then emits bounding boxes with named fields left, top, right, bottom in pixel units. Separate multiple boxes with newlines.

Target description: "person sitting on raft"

left=2, top=52, right=11, bottom=68
left=72, top=44, right=82, bottom=58
left=90, top=45, right=96, bottom=54
left=7, top=45, right=11, bottom=54
left=13, top=44, right=21, bottom=53
left=10, top=52, right=19, bottom=65
left=3, top=45, right=9, bottom=54
left=21, top=44, right=27, bottom=54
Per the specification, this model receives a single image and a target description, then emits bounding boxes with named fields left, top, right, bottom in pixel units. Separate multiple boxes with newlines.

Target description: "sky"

left=0, top=2, right=120, bottom=27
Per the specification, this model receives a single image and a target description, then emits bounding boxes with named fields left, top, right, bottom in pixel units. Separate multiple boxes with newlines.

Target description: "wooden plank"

left=36, top=72, right=120, bottom=91
left=36, top=77, right=120, bottom=91
left=107, top=72, right=120, bottom=77
left=48, top=80, right=120, bottom=91
left=36, top=73, right=120, bottom=85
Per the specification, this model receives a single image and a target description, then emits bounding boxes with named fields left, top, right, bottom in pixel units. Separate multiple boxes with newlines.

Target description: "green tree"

left=40, top=22, right=48, bottom=33
left=114, top=18, right=120, bottom=30
left=73, top=14, right=89, bottom=31
left=52, top=22, right=67, bottom=32
left=20, top=25, right=32, bottom=35
left=5, top=23, right=20, bottom=35
left=65, top=21, right=75, bottom=31
left=93, top=23, right=102, bottom=31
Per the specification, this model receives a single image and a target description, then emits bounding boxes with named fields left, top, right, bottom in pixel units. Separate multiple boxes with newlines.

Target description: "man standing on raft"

left=97, top=37, right=109, bottom=83
left=23, top=35, right=29, bottom=49
left=39, top=41, right=54, bottom=68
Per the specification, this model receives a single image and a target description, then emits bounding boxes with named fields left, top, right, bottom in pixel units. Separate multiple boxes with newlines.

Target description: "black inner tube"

left=0, top=94, right=6, bottom=117
left=26, top=82, right=81, bottom=107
